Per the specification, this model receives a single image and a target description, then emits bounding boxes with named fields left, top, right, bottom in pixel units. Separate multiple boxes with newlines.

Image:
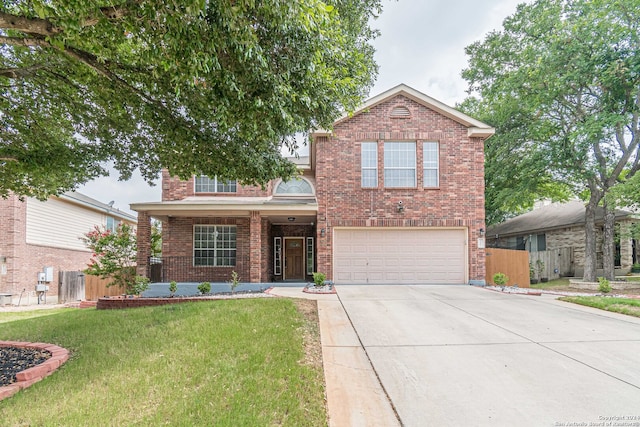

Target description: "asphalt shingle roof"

left=487, top=200, right=635, bottom=237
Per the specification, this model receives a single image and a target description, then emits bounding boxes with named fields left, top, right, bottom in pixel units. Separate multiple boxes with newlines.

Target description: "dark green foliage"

left=1, top=0, right=381, bottom=199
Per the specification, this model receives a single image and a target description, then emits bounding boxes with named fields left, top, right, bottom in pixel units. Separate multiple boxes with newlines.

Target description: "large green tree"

left=463, top=0, right=640, bottom=281
left=1, top=0, right=381, bottom=199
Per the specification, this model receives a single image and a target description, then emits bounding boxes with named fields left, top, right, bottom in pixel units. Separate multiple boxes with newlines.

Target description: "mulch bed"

left=0, top=347, right=51, bottom=387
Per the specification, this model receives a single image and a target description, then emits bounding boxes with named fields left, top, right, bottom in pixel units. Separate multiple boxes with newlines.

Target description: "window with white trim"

left=195, top=176, right=237, bottom=193
left=384, top=142, right=416, bottom=188
left=306, top=237, right=314, bottom=275
left=423, top=142, right=439, bottom=187
left=274, top=237, right=282, bottom=276
left=193, top=225, right=236, bottom=266
left=361, top=142, right=378, bottom=188
left=274, top=177, right=313, bottom=195
left=106, top=216, right=119, bottom=232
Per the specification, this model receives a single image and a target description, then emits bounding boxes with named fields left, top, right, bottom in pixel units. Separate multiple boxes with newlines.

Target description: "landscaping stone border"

left=97, top=293, right=274, bottom=309
left=0, top=341, right=70, bottom=401
left=569, top=279, right=640, bottom=291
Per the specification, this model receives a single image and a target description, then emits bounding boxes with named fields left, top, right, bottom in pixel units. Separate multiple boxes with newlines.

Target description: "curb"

left=0, top=341, right=70, bottom=401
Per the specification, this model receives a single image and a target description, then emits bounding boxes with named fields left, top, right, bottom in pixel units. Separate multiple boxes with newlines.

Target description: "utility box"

left=35, top=284, right=49, bottom=292
left=44, top=266, right=54, bottom=282
left=38, top=272, right=46, bottom=282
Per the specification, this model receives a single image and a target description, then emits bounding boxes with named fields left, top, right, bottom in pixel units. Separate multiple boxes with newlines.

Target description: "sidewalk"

left=268, top=287, right=399, bottom=427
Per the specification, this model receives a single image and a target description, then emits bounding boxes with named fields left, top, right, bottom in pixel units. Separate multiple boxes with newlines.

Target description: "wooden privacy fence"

left=85, top=275, right=123, bottom=300
left=485, top=248, right=530, bottom=287
left=529, top=247, right=574, bottom=280
left=59, top=271, right=124, bottom=302
left=58, top=271, right=85, bottom=303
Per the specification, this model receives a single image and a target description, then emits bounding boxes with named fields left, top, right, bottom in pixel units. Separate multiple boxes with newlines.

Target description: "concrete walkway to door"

left=336, top=285, right=640, bottom=426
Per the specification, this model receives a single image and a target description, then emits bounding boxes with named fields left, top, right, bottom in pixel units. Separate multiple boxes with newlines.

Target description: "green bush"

left=631, top=263, right=640, bottom=273
left=492, top=272, right=509, bottom=286
left=169, top=280, right=177, bottom=295
left=312, top=272, right=326, bottom=287
left=598, top=277, right=611, bottom=294
left=198, top=281, right=211, bottom=294
left=229, top=271, right=240, bottom=293
left=132, top=276, right=150, bottom=295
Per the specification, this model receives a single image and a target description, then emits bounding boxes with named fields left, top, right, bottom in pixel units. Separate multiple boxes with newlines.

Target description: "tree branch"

left=0, top=35, right=50, bottom=48
left=0, top=65, right=46, bottom=79
left=0, top=11, right=60, bottom=36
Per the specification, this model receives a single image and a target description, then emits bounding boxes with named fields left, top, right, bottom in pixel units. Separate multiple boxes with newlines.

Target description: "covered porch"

left=131, top=197, right=318, bottom=284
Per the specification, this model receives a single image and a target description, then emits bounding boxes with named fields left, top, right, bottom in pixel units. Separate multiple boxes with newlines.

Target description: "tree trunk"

left=583, top=192, right=602, bottom=282
left=602, top=201, right=616, bottom=280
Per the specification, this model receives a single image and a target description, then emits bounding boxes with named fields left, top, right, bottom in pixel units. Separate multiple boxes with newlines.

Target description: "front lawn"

left=530, top=277, right=571, bottom=290
left=0, top=299, right=327, bottom=426
left=0, top=308, right=66, bottom=324
left=559, top=296, right=640, bottom=318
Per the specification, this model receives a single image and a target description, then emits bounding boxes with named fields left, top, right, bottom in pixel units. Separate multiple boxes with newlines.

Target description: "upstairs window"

left=384, top=142, right=416, bottom=188
left=106, top=216, right=120, bottom=232
left=423, top=142, right=439, bottom=187
left=274, top=177, right=313, bottom=195
left=195, top=176, right=237, bottom=193
left=361, top=142, right=378, bottom=188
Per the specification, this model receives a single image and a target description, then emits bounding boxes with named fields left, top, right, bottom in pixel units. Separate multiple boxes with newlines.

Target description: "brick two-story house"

left=132, top=84, right=494, bottom=285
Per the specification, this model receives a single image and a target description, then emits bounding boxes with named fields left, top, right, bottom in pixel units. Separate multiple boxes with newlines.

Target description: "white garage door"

left=333, top=228, right=467, bottom=284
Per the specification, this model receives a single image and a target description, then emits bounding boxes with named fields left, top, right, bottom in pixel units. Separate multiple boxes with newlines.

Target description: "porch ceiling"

left=130, top=198, right=318, bottom=222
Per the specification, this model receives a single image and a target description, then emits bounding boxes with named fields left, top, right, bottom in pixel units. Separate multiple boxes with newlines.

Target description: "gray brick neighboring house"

left=487, top=200, right=639, bottom=277
left=0, top=192, right=136, bottom=304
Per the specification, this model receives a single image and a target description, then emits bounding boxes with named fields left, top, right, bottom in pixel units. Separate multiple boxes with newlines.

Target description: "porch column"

left=136, top=212, right=151, bottom=278
left=249, top=211, right=262, bottom=283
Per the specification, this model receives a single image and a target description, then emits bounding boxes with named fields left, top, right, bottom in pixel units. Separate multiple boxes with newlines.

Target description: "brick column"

left=249, top=211, right=262, bottom=283
left=136, top=212, right=151, bottom=278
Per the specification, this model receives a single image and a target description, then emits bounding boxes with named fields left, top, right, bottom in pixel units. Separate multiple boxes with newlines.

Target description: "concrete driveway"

left=334, top=285, right=640, bottom=426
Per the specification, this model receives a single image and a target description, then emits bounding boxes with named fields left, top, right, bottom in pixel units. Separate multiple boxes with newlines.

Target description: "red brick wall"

left=162, top=217, right=250, bottom=283
left=314, top=94, right=486, bottom=283
left=161, top=170, right=272, bottom=201
left=0, top=195, right=92, bottom=299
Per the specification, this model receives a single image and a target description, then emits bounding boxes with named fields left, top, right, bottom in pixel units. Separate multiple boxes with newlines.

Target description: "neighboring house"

left=486, top=200, right=639, bottom=276
left=0, top=191, right=136, bottom=303
left=132, top=84, right=494, bottom=285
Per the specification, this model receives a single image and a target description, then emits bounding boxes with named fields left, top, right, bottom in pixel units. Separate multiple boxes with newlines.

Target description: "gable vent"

left=390, top=106, right=411, bottom=118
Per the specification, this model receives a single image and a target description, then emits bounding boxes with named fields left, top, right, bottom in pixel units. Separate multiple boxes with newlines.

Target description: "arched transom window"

left=274, top=177, right=314, bottom=195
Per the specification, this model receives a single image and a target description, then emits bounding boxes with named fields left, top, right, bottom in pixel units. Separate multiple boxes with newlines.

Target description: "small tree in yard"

left=82, top=223, right=137, bottom=294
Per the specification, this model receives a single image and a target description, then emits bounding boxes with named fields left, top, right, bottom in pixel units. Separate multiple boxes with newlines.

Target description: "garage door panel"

left=334, top=228, right=466, bottom=284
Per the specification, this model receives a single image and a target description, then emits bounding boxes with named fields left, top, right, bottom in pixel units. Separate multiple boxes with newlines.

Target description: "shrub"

left=535, top=259, right=545, bottom=279
left=598, top=277, right=611, bottom=294
left=312, top=272, right=326, bottom=287
left=229, top=271, right=240, bottom=293
left=631, top=263, right=640, bottom=273
left=198, top=282, right=211, bottom=295
left=169, top=280, right=177, bottom=295
left=493, top=272, right=509, bottom=286
left=82, top=224, right=137, bottom=291
left=131, top=276, right=150, bottom=295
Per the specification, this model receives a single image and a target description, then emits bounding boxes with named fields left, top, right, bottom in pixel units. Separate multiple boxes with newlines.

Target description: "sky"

left=78, top=0, right=524, bottom=216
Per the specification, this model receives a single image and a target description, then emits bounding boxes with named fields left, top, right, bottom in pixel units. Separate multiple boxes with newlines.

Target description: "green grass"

left=0, top=309, right=67, bottom=324
left=559, top=296, right=640, bottom=318
left=530, top=277, right=571, bottom=290
left=0, top=299, right=327, bottom=426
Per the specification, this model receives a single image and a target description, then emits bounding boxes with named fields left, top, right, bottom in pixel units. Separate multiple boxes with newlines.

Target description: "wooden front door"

left=285, top=238, right=305, bottom=280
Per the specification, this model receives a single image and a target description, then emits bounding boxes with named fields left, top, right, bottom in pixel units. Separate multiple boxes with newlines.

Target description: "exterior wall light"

left=397, top=201, right=404, bottom=213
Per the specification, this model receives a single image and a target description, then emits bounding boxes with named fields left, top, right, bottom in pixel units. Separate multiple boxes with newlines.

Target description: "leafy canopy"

left=462, top=0, right=640, bottom=224
left=1, top=0, right=381, bottom=199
